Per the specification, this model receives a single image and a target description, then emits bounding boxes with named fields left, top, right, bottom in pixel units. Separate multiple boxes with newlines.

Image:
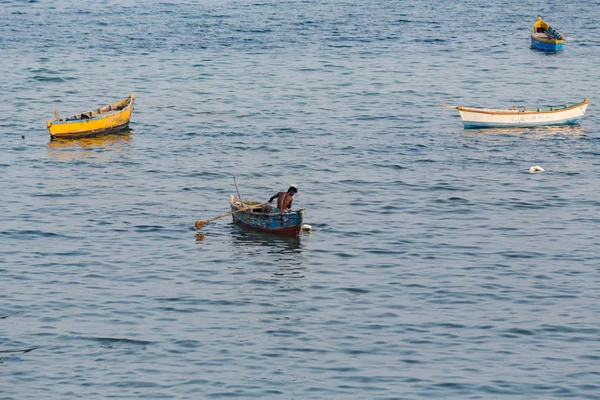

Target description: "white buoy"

left=529, top=166, right=545, bottom=173
left=302, top=224, right=312, bottom=231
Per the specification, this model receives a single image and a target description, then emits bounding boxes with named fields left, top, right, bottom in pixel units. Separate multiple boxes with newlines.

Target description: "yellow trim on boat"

left=534, top=37, right=564, bottom=44
left=532, top=16, right=548, bottom=31
left=531, top=16, right=564, bottom=44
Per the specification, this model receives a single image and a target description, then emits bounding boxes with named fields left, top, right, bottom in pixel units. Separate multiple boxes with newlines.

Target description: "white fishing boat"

left=442, top=98, right=589, bottom=129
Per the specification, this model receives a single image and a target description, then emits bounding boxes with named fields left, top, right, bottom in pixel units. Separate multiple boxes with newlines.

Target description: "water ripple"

left=1, top=0, right=599, bottom=399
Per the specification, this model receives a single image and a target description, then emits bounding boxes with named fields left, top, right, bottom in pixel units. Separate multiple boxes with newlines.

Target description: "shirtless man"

left=268, top=184, right=298, bottom=213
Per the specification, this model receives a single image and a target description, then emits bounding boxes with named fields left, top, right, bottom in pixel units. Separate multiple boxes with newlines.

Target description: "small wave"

left=427, top=184, right=461, bottom=191
left=0, top=347, right=36, bottom=354
left=31, top=76, right=66, bottom=82
left=172, top=339, right=202, bottom=348
left=0, top=229, right=73, bottom=239
left=503, top=327, right=536, bottom=336
left=134, top=225, right=165, bottom=232
left=69, top=335, right=154, bottom=346
left=540, top=325, right=600, bottom=334
left=499, top=251, right=544, bottom=259
left=339, top=287, right=370, bottom=294
left=414, top=38, right=448, bottom=43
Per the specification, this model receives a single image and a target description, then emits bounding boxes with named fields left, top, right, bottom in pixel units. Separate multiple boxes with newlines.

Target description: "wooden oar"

left=440, top=104, right=459, bottom=109
left=195, top=202, right=268, bottom=229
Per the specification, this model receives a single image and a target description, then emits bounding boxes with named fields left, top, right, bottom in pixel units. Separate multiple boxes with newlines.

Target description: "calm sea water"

left=2, top=0, right=600, bottom=398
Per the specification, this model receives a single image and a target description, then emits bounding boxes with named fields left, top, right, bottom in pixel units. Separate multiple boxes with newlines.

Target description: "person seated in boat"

left=268, top=184, right=298, bottom=213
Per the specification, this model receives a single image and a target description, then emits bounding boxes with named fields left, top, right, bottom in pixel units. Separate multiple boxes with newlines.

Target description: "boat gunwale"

left=229, top=196, right=304, bottom=217
left=530, top=27, right=564, bottom=44
left=48, top=95, right=134, bottom=125
left=457, top=98, right=588, bottom=116
left=530, top=35, right=564, bottom=44
left=50, top=109, right=126, bottom=125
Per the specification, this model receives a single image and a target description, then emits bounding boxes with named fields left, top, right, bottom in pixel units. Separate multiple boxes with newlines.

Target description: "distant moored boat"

left=442, top=98, right=589, bottom=129
left=530, top=16, right=564, bottom=51
left=47, top=94, right=134, bottom=140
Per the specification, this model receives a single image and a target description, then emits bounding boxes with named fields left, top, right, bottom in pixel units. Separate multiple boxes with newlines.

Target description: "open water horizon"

left=1, top=0, right=600, bottom=398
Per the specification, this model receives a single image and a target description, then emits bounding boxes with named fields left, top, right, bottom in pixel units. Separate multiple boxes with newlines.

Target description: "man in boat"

left=268, top=184, right=298, bottom=213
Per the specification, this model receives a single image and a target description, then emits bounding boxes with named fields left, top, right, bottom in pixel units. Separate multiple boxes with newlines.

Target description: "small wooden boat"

left=443, top=98, right=589, bottom=129
left=229, top=195, right=305, bottom=236
left=530, top=16, right=564, bottom=51
left=47, top=94, right=134, bottom=140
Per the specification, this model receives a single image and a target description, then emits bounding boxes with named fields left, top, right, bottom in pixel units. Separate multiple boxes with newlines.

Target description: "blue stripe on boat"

left=463, top=117, right=582, bottom=129
left=531, top=38, right=563, bottom=51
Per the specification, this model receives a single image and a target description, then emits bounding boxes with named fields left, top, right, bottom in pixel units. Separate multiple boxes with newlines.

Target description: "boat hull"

left=530, top=37, right=563, bottom=52
left=458, top=99, right=588, bottom=129
left=47, top=95, right=134, bottom=140
left=230, top=196, right=304, bottom=236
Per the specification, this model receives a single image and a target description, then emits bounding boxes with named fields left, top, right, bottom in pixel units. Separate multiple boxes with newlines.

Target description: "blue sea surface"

left=1, top=0, right=600, bottom=399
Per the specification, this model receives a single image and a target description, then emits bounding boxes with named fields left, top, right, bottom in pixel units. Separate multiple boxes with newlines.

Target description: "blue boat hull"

left=232, top=210, right=304, bottom=236
left=531, top=37, right=563, bottom=51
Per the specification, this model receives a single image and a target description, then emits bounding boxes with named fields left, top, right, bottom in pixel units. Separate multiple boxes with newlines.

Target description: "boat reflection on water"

left=229, top=224, right=306, bottom=279
left=460, top=124, right=586, bottom=139
left=47, top=130, right=132, bottom=159
left=230, top=223, right=303, bottom=253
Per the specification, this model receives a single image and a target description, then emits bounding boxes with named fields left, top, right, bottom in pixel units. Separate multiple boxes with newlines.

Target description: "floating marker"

left=302, top=224, right=312, bottom=231
left=529, top=166, right=545, bottom=173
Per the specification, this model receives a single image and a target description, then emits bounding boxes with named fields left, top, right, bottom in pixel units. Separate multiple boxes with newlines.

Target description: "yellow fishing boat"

left=47, top=94, right=134, bottom=140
